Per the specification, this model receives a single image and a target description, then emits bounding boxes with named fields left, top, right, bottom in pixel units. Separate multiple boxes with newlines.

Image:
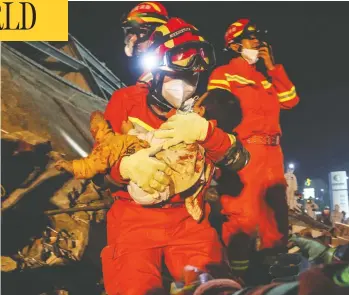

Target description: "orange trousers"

left=220, top=144, right=288, bottom=250
left=101, top=199, right=223, bottom=295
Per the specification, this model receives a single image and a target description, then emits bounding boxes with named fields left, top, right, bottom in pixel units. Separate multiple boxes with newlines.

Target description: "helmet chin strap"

left=147, top=71, right=174, bottom=113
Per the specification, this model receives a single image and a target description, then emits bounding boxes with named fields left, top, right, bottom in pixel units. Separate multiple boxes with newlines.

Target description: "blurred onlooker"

left=305, top=197, right=319, bottom=220
left=285, top=165, right=298, bottom=210
left=331, top=204, right=344, bottom=226
left=319, top=206, right=332, bottom=227
left=341, top=211, right=349, bottom=224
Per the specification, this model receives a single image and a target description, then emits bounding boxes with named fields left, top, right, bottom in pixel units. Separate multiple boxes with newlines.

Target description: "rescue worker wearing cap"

left=206, top=19, right=299, bottom=274
left=102, top=18, right=247, bottom=295
left=121, top=1, right=169, bottom=83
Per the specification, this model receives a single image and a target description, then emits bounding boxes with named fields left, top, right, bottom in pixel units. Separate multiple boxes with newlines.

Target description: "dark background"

left=69, top=1, right=349, bottom=186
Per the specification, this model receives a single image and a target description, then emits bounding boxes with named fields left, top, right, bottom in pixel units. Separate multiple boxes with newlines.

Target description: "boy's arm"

left=104, top=90, right=129, bottom=183
left=54, top=146, right=109, bottom=179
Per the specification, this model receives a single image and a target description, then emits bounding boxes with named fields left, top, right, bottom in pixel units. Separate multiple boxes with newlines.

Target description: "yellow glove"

left=120, top=144, right=172, bottom=194
left=154, top=113, right=209, bottom=149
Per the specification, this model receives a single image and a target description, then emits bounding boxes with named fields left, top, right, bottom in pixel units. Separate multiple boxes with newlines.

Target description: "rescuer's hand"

left=258, top=42, right=275, bottom=71
left=154, top=112, right=209, bottom=149
left=120, top=144, right=172, bottom=194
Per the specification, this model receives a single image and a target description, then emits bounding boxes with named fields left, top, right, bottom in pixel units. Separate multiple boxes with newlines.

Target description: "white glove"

left=154, top=113, right=209, bottom=149
left=128, top=181, right=170, bottom=205
left=120, top=144, right=172, bottom=194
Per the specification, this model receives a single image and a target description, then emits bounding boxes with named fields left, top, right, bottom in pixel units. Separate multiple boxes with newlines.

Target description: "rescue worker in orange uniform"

left=121, top=1, right=169, bottom=58
left=206, top=19, right=299, bottom=274
left=121, top=1, right=169, bottom=84
left=102, top=18, right=247, bottom=295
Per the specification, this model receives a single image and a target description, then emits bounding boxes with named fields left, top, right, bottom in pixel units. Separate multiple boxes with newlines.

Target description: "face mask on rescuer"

left=162, top=79, right=197, bottom=109
left=241, top=48, right=259, bottom=64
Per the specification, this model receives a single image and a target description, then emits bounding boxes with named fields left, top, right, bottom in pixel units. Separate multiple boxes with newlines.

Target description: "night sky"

left=69, top=1, right=349, bottom=185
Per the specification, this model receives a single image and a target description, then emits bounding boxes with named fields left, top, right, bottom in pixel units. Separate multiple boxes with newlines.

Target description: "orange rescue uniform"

left=102, top=83, right=234, bottom=295
left=208, top=58, right=299, bottom=249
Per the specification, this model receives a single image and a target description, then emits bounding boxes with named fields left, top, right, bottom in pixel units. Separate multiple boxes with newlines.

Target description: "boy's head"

left=90, top=111, right=113, bottom=142
left=193, top=91, right=242, bottom=133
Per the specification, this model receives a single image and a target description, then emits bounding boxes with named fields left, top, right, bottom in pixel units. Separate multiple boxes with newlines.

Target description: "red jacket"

left=208, top=58, right=299, bottom=140
left=104, top=83, right=233, bottom=203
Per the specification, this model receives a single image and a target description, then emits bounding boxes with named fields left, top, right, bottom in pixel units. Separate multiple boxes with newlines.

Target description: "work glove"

left=289, top=234, right=335, bottom=264
left=154, top=112, right=209, bottom=149
left=120, top=144, right=172, bottom=194
left=128, top=178, right=170, bottom=205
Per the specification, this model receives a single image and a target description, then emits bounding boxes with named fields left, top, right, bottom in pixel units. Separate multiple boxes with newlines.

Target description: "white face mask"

left=241, top=48, right=259, bottom=65
left=162, top=78, right=197, bottom=109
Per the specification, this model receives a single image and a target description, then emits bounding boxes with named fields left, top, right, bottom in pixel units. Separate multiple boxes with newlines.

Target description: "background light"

left=321, top=189, right=324, bottom=192
left=288, top=163, right=295, bottom=169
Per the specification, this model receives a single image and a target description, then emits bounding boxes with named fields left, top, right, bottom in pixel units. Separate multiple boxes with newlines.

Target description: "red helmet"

left=121, top=2, right=168, bottom=33
left=144, top=17, right=216, bottom=72
left=224, top=18, right=261, bottom=48
left=121, top=2, right=169, bottom=57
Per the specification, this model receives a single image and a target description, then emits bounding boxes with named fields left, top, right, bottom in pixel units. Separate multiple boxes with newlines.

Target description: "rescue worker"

left=305, top=197, right=319, bottom=220
left=284, top=164, right=298, bottom=210
left=203, top=19, right=299, bottom=277
left=121, top=2, right=169, bottom=83
left=121, top=1, right=169, bottom=58
left=102, top=18, right=247, bottom=295
left=331, top=204, right=344, bottom=226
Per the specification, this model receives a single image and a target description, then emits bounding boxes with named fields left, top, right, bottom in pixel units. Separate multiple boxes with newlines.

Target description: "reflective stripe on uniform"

left=277, top=86, right=297, bottom=102
left=231, top=259, right=249, bottom=271
left=224, top=73, right=255, bottom=85
left=228, top=134, right=236, bottom=145
left=208, top=79, right=230, bottom=91
left=128, top=117, right=154, bottom=131
left=207, top=85, right=230, bottom=91
left=210, top=79, right=230, bottom=87
left=261, top=80, right=272, bottom=89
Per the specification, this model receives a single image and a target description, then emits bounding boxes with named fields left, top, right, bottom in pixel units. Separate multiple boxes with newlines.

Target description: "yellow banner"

left=0, top=0, right=68, bottom=41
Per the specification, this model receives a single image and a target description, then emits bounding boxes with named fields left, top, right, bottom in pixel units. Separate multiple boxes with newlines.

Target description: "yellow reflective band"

left=139, top=17, right=167, bottom=24
left=228, top=134, right=236, bottom=145
left=128, top=117, right=154, bottom=131
left=155, top=24, right=174, bottom=48
left=224, top=73, right=255, bottom=85
left=232, top=22, right=243, bottom=27
left=233, top=31, right=243, bottom=38
left=277, top=86, right=297, bottom=102
left=144, top=2, right=161, bottom=12
left=231, top=260, right=249, bottom=264
left=210, top=79, right=230, bottom=87
left=231, top=265, right=249, bottom=270
left=156, top=24, right=170, bottom=35
left=164, top=40, right=175, bottom=48
left=261, top=80, right=272, bottom=89
left=207, top=85, right=230, bottom=91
